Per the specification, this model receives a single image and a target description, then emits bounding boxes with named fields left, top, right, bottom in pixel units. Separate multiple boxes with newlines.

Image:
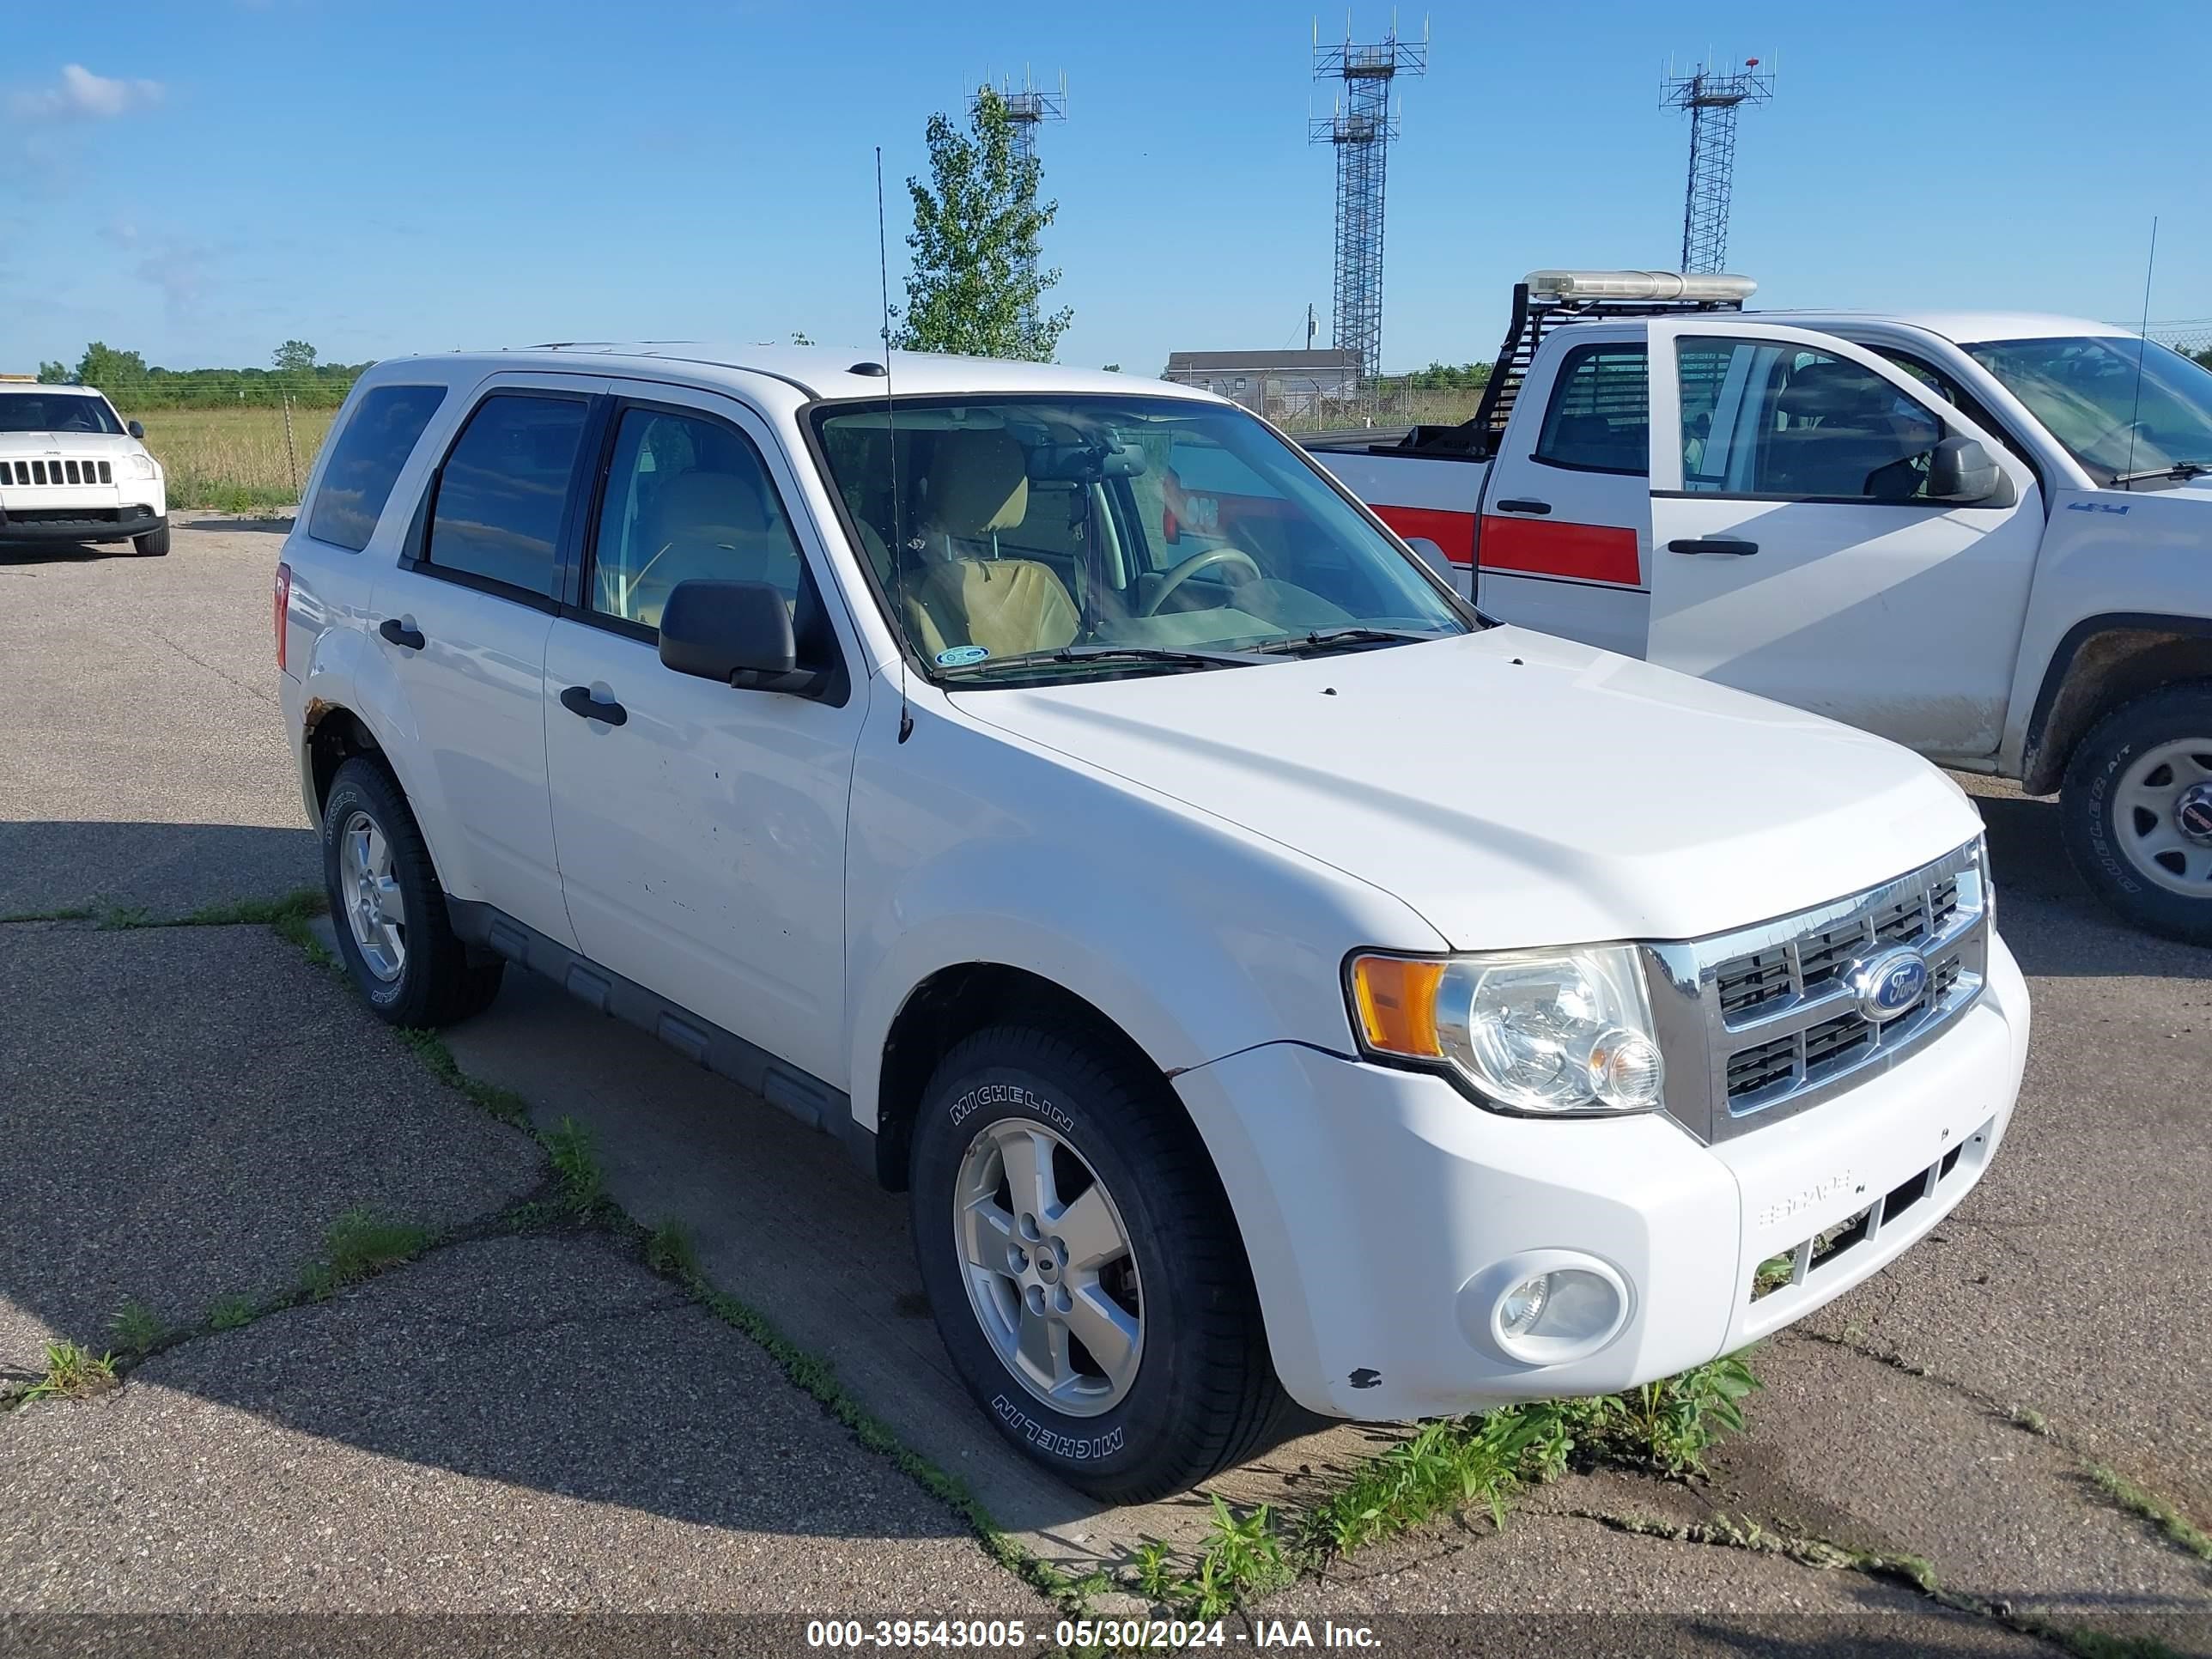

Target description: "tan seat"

left=903, top=429, right=1078, bottom=660
left=610, top=469, right=800, bottom=627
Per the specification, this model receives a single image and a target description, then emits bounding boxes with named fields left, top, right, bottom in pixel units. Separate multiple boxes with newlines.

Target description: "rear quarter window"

left=307, top=385, right=449, bottom=551
left=1534, top=343, right=1650, bottom=473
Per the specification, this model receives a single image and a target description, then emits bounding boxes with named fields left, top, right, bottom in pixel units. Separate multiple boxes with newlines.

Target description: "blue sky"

left=3, top=0, right=2203, bottom=377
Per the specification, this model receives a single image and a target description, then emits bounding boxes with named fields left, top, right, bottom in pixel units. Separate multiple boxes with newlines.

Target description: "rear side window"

left=1534, top=344, right=1650, bottom=473
left=424, top=393, right=589, bottom=596
left=307, top=385, right=447, bottom=551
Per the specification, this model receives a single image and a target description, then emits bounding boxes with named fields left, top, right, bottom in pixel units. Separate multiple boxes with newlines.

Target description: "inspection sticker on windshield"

left=935, top=645, right=990, bottom=666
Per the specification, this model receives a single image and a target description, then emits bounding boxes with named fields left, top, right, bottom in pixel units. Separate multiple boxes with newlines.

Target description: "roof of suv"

left=398, top=343, right=1193, bottom=403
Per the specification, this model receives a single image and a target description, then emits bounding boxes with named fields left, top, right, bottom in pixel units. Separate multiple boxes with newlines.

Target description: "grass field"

left=125, top=405, right=337, bottom=513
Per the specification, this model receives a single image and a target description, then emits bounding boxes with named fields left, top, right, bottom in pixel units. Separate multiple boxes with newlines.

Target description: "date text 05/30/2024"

left=805, top=1620, right=1382, bottom=1650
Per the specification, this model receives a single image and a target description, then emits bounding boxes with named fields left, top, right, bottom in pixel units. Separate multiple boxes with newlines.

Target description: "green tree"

left=897, top=88, right=1072, bottom=361
left=36, top=361, right=71, bottom=384
left=2193, top=347, right=2212, bottom=371
left=75, top=342, right=149, bottom=390
left=272, top=340, right=318, bottom=373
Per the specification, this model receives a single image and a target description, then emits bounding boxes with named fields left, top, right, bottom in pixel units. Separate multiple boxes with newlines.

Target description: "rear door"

left=369, top=374, right=606, bottom=943
left=1476, top=331, right=1653, bottom=657
left=1644, top=319, right=2043, bottom=758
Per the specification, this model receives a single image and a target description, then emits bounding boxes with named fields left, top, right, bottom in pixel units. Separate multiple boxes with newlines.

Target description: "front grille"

left=3, top=458, right=112, bottom=487
left=1641, top=840, right=1990, bottom=1142
left=1748, top=1119, right=1991, bottom=1304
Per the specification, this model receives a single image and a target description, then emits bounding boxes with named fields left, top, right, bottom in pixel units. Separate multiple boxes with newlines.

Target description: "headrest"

left=1777, top=362, right=1891, bottom=422
left=657, top=470, right=769, bottom=538
left=925, top=428, right=1029, bottom=538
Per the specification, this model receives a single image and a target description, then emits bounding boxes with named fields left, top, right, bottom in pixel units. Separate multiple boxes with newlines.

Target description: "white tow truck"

left=1309, top=272, right=2212, bottom=941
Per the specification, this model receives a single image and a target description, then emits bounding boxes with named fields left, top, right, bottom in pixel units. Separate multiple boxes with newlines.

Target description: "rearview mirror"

left=126, top=420, right=145, bottom=441
left=1927, top=435, right=2013, bottom=506
left=659, top=580, right=818, bottom=694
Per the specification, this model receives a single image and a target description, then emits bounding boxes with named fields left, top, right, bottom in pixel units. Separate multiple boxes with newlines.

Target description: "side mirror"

left=126, top=420, right=145, bottom=440
left=659, top=580, right=817, bottom=694
left=1403, top=536, right=1456, bottom=581
left=1927, top=435, right=2013, bottom=506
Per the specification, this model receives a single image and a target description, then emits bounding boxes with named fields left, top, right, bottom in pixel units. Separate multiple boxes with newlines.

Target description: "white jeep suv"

left=0, top=384, right=167, bottom=556
left=275, top=345, right=2031, bottom=1499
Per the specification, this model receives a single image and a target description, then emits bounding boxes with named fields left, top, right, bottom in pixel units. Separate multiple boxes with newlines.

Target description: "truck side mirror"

left=1927, top=435, right=2013, bottom=506
left=127, top=420, right=145, bottom=440
left=659, top=580, right=820, bottom=695
left=1403, top=537, right=1456, bottom=580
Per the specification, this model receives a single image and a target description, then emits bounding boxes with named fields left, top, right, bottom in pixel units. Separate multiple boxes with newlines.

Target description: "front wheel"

left=909, top=1024, right=1285, bottom=1502
left=2062, top=683, right=2212, bottom=943
left=321, top=757, right=503, bottom=1024
left=132, top=526, right=170, bottom=556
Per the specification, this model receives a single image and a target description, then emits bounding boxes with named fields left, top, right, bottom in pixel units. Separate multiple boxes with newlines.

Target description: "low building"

left=1163, top=349, right=1363, bottom=416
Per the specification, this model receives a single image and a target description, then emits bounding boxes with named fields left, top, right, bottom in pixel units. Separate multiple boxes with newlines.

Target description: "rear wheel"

left=908, top=1023, right=1285, bottom=1501
left=132, top=526, right=169, bottom=556
left=2062, top=683, right=2212, bottom=943
left=321, top=757, right=503, bottom=1024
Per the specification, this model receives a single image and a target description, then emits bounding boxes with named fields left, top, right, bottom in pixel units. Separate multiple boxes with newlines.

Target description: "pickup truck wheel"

left=2063, top=684, right=2212, bottom=944
left=321, top=757, right=503, bottom=1025
left=909, top=1024, right=1285, bottom=1502
left=132, top=526, right=170, bottom=556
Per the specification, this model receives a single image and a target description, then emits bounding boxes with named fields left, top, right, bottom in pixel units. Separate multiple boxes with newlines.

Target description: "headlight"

left=1347, top=945, right=1664, bottom=1115
left=126, top=454, right=159, bottom=480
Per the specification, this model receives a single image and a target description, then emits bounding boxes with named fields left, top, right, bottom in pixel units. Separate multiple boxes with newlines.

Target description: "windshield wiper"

left=2110, top=460, right=2212, bottom=486
left=1247, top=626, right=1449, bottom=657
left=935, top=644, right=1255, bottom=680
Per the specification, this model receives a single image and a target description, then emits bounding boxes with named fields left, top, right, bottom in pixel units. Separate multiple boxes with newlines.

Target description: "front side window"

left=811, top=395, right=1468, bottom=684
left=1964, top=335, right=2212, bottom=485
left=589, top=407, right=805, bottom=629
left=425, top=393, right=589, bottom=596
left=1680, top=339, right=1948, bottom=501
left=308, top=384, right=447, bottom=551
left=1534, top=343, right=1649, bottom=473
left=0, top=392, right=123, bottom=435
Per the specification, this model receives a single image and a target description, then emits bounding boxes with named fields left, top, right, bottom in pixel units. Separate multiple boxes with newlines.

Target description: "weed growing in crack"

left=206, top=1295, right=258, bottom=1332
left=300, top=1208, right=434, bottom=1300
left=2086, top=1466, right=2212, bottom=1564
left=397, top=1028, right=531, bottom=1127
left=106, top=1300, right=164, bottom=1356
left=97, top=905, right=154, bottom=930
left=542, top=1115, right=608, bottom=1213
left=645, top=1220, right=701, bottom=1279
left=15, top=1341, right=118, bottom=1404
left=274, top=911, right=343, bottom=974
left=178, top=889, right=328, bottom=927
left=1563, top=1352, right=1762, bottom=1474
left=0, top=905, right=94, bottom=923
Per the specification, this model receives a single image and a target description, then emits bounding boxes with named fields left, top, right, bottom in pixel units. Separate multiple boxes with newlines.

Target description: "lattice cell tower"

left=973, top=69, right=1066, bottom=170
left=1662, top=57, right=1773, bottom=274
left=1310, top=17, right=1427, bottom=383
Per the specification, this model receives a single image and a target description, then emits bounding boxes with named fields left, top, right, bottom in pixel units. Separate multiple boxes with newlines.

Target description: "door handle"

left=1494, top=498, right=1553, bottom=515
left=559, top=685, right=629, bottom=726
left=1667, top=538, right=1759, bottom=556
left=378, top=617, right=426, bottom=650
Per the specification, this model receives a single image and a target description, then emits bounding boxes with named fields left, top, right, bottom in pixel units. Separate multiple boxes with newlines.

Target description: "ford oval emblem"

left=1847, top=946, right=1929, bottom=1024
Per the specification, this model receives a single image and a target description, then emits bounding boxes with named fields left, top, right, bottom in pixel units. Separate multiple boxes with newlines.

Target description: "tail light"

left=274, top=562, right=292, bottom=672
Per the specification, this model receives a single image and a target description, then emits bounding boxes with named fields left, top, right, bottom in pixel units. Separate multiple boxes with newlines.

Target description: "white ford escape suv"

left=0, top=383, right=167, bottom=556
left=276, top=346, right=2030, bottom=1500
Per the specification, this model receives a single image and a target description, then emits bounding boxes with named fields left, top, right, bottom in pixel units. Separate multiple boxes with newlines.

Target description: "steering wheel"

left=2082, top=416, right=2152, bottom=460
left=1141, top=546, right=1263, bottom=617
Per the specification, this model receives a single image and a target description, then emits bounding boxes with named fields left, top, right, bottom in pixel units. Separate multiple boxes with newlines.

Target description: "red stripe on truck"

left=1370, top=504, right=1476, bottom=566
left=1477, top=516, right=1642, bottom=586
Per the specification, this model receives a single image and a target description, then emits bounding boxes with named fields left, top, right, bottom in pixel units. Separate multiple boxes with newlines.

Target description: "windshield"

left=1963, top=336, right=2212, bottom=483
left=811, top=394, right=1468, bottom=684
left=0, top=392, right=125, bottom=436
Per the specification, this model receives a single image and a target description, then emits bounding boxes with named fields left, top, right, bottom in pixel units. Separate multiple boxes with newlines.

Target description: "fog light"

left=1459, top=1250, right=1633, bottom=1367
left=1498, top=1273, right=1551, bottom=1335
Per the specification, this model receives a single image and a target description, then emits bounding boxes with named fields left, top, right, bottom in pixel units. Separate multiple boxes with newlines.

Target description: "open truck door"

left=1644, top=318, right=2042, bottom=759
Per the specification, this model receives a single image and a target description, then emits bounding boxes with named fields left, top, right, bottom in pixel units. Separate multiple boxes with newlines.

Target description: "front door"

left=1644, top=319, right=2043, bottom=758
left=542, top=387, right=867, bottom=1088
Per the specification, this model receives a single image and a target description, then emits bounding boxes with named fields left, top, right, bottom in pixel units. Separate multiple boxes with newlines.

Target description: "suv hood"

left=0, top=430, right=141, bottom=455
left=956, top=627, right=1985, bottom=949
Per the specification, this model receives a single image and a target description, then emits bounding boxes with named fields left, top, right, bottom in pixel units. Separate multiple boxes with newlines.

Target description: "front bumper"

left=0, top=502, right=164, bottom=544
left=1174, top=929, right=2030, bottom=1419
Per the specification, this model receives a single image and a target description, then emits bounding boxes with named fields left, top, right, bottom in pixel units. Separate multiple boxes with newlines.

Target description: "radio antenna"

left=876, top=146, right=913, bottom=742
left=2123, top=216, right=2159, bottom=489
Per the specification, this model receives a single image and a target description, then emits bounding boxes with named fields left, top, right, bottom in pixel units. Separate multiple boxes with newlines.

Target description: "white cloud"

left=9, top=64, right=164, bottom=122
